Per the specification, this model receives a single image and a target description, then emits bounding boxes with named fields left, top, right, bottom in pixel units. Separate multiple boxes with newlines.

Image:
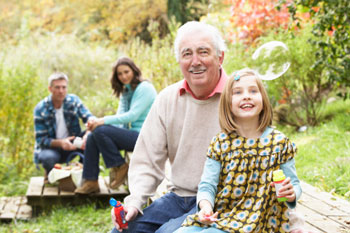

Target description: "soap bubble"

left=251, top=41, right=290, bottom=80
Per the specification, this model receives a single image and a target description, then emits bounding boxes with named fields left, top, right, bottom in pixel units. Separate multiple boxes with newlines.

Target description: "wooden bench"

left=297, top=181, right=350, bottom=232
left=26, top=176, right=129, bottom=215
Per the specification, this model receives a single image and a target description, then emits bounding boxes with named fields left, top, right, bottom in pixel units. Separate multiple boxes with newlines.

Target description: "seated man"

left=111, top=21, right=228, bottom=233
left=33, top=72, right=94, bottom=182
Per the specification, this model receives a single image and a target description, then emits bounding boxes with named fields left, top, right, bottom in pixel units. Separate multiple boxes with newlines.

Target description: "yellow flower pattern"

left=182, top=129, right=297, bottom=232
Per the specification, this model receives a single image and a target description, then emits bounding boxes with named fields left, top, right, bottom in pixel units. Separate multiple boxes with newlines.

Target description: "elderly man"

left=111, top=21, right=227, bottom=233
left=33, top=72, right=94, bottom=182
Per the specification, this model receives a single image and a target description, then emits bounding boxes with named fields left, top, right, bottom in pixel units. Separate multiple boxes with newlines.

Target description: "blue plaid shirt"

left=33, top=94, right=93, bottom=164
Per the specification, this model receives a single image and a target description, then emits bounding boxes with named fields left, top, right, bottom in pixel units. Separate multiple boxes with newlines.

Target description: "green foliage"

left=0, top=64, right=44, bottom=177
left=119, top=19, right=183, bottom=91
left=167, top=0, right=210, bottom=24
left=286, top=0, right=350, bottom=96
left=0, top=0, right=168, bottom=44
left=290, top=99, right=350, bottom=199
left=254, top=25, right=332, bottom=127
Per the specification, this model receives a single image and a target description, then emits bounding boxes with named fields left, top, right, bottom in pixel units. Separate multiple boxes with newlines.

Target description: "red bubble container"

left=109, top=198, right=128, bottom=229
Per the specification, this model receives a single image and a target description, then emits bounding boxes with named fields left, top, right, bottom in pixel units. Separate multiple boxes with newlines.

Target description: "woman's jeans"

left=111, top=192, right=196, bottom=233
left=83, top=125, right=138, bottom=180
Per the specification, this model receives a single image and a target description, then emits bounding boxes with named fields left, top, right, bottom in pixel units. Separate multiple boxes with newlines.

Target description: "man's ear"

left=219, top=51, right=224, bottom=65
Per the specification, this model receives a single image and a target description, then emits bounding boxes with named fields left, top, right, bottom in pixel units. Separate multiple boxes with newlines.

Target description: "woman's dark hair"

left=110, top=57, right=143, bottom=97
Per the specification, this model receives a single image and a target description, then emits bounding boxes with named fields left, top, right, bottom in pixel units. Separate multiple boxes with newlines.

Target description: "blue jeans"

left=83, top=125, right=139, bottom=180
left=111, top=192, right=196, bottom=233
left=38, top=148, right=83, bottom=173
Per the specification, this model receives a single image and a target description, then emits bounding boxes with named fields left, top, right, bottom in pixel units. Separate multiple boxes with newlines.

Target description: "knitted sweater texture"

left=124, top=80, right=221, bottom=211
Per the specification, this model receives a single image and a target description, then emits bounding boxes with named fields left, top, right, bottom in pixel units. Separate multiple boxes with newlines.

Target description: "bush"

left=252, top=25, right=333, bottom=128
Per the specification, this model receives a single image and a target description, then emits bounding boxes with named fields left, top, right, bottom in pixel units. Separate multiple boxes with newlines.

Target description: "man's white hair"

left=174, top=21, right=227, bottom=62
left=48, top=72, right=68, bottom=86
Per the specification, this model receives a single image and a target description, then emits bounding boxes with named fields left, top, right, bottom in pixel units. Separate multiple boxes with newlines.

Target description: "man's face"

left=178, top=31, right=223, bottom=98
left=49, top=79, right=67, bottom=104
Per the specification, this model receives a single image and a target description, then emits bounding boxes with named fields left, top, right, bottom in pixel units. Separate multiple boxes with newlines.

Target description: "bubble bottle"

left=272, top=170, right=288, bottom=202
left=110, top=198, right=128, bottom=229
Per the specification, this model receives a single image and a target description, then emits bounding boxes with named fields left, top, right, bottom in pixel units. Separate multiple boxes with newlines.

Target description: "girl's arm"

left=280, top=158, right=302, bottom=208
left=197, top=158, right=221, bottom=223
left=197, top=158, right=221, bottom=210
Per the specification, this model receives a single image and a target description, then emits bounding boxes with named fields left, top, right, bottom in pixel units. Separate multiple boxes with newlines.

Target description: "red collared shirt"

left=178, top=69, right=228, bottom=100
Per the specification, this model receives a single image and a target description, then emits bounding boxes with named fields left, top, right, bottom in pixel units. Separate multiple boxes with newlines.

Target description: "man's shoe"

left=74, top=180, right=100, bottom=194
left=109, top=163, right=129, bottom=190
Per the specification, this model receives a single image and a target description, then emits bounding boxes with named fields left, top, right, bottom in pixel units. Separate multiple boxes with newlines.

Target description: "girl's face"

left=231, top=75, right=263, bottom=122
left=117, top=65, right=134, bottom=85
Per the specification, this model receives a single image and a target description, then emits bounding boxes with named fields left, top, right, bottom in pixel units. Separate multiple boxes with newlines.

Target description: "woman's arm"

left=104, top=82, right=156, bottom=125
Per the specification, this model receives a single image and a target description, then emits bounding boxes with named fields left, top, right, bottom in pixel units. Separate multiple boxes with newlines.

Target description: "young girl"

left=175, top=68, right=302, bottom=232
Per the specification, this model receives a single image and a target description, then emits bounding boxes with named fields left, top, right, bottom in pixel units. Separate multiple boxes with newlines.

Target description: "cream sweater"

left=124, top=80, right=222, bottom=211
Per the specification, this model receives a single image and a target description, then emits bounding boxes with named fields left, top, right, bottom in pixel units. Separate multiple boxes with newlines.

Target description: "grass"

left=284, top=98, right=350, bottom=199
left=0, top=204, right=112, bottom=233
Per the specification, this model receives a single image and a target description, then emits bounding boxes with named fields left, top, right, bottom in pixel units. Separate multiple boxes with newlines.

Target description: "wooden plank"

left=299, top=192, right=347, bottom=216
left=60, top=189, right=75, bottom=196
left=304, top=221, right=325, bottom=233
left=301, top=181, right=350, bottom=215
left=105, top=177, right=129, bottom=195
left=43, top=186, right=59, bottom=196
left=16, top=197, right=32, bottom=220
left=328, top=216, right=350, bottom=230
left=0, top=197, right=7, bottom=212
left=26, top=177, right=44, bottom=196
left=0, top=197, right=21, bottom=220
left=298, top=202, right=345, bottom=232
left=97, top=176, right=109, bottom=195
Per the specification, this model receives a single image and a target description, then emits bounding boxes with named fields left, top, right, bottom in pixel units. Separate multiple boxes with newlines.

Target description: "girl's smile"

left=231, top=75, right=263, bottom=122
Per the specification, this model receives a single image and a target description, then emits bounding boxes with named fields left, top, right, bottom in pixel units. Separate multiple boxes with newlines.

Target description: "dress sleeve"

left=279, top=136, right=297, bottom=164
left=207, top=135, right=221, bottom=161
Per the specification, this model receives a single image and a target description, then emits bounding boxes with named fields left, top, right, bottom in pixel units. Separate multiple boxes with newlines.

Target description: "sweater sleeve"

left=103, top=82, right=156, bottom=125
left=281, top=158, right=302, bottom=209
left=197, top=158, right=221, bottom=211
left=123, top=93, right=168, bottom=212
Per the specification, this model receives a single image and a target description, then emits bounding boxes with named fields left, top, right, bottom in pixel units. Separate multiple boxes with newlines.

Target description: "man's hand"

left=111, top=205, right=139, bottom=232
left=271, top=177, right=296, bottom=202
left=80, top=131, right=90, bottom=150
left=60, top=136, right=77, bottom=151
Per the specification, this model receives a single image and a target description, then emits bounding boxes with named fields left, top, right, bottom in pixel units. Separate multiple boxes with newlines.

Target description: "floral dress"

left=182, top=129, right=297, bottom=232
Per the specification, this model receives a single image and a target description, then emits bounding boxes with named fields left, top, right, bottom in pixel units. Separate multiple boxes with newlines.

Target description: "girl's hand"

left=272, top=177, right=296, bottom=202
left=198, top=200, right=218, bottom=224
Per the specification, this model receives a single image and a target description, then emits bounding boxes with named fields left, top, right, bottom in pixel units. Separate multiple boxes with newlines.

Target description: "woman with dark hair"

left=75, top=57, right=157, bottom=194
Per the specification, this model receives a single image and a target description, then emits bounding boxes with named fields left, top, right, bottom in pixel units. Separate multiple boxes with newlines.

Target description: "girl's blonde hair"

left=219, top=68, right=273, bottom=134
